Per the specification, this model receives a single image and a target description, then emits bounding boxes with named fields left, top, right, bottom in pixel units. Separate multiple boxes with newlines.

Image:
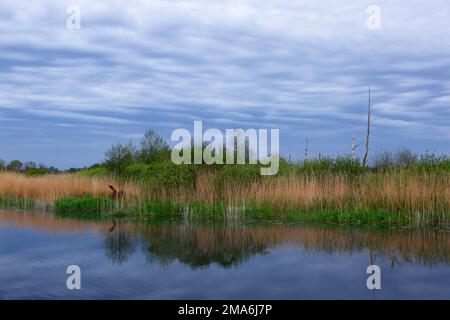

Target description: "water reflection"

left=139, top=224, right=269, bottom=268
left=2, top=210, right=449, bottom=269
left=131, top=222, right=450, bottom=268
left=103, top=220, right=138, bottom=264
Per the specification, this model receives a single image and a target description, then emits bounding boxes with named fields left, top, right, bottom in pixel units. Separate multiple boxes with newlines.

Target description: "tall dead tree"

left=304, top=138, right=309, bottom=162
left=362, top=86, right=371, bottom=168
left=352, top=135, right=356, bottom=160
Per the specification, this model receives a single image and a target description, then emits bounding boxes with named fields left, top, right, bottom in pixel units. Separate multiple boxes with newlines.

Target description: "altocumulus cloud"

left=0, top=0, right=449, bottom=168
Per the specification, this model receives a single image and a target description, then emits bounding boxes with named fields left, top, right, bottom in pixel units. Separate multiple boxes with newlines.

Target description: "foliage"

left=138, top=129, right=170, bottom=163
left=104, top=141, right=136, bottom=176
left=213, top=164, right=262, bottom=189
left=7, top=160, right=23, bottom=171
left=76, top=166, right=109, bottom=177
left=138, top=161, right=197, bottom=189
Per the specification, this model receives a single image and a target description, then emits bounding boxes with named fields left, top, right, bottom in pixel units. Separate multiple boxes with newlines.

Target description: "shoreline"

left=1, top=195, right=448, bottom=228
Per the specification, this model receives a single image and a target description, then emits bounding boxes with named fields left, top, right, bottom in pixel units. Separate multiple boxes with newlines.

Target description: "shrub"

left=214, top=164, right=261, bottom=189
left=138, top=161, right=197, bottom=189
left=104, top=141, right=136, bottom=176
left=76, top=167, right=109, bottom=177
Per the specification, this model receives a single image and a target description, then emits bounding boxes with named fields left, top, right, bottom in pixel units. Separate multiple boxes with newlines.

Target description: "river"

left=1, top=209, right=449, bottom=299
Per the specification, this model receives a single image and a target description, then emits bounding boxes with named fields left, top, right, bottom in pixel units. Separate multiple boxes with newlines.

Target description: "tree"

left=7, top=160, right=23, bottom=171
left=47, top=166, right=59, bottom=174
left=395, top=148, right=417, bottom=167
left=104, top=141, right=136, bottom=176
left=24, top=161, right=37, bottom=170
left=362, top=86, right=372, bottom=168
left=138, top=129, right=169, bottom=164
left=0, top=159, right=5, bottom=170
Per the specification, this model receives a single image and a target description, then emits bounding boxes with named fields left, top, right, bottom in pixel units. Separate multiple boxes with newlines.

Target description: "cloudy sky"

left=0, top=0, right=449, bottom=168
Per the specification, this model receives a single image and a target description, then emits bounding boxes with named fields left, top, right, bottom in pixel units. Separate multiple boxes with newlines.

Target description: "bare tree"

left=352, top=135, right=361, bottom=160
left=362, top=86, right=371, bottom=168
left=304, top=138, right=309, bottom=162
left=352, top=135, right=356, bottom=160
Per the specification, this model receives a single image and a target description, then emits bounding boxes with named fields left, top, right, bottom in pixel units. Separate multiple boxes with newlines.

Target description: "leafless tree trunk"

left=352, top=135, right=361, bottom=161
left=352, top=135, right=356, bottom=160
left=304, top=138, right=309, bottom=162
left=362, top=86, right=371, bottom=168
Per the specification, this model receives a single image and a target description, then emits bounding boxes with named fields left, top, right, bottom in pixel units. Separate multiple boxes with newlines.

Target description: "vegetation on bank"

left=1, top=129, right=449, bottom=226
left=51, top=197, right=418, bottom=227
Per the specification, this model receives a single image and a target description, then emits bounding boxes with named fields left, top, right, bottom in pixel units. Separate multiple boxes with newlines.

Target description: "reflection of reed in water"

left=2, top=210, right=449, bottom=268
left=121, top=222, right=450, bottom=268
left=141, top=225, right=269, bottom=268
left=102, top=220, right=137, bottom=264
left=0, top=210, right=99, bottom=233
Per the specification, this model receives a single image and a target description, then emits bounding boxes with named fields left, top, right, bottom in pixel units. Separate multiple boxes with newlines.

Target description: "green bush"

left=123, top=163, right=149, bottom=179
left=23, top=168, right=50, bottom=176
left=289, top=156, right=363, bottom=176
left=214, top=164, right=261, bottom=189
left=76, top=167, right=109, bottom=177
left=136, top=161, right=197, bottom=190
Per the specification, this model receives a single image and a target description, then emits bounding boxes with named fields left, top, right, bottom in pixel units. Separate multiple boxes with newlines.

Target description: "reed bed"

left=0, top=171, right=140, bottom=203
left=128, top=169, right=450, bottom=223
left=0, top=169, right=449, bottom=225
left=230, top=171, right=450, bottom=216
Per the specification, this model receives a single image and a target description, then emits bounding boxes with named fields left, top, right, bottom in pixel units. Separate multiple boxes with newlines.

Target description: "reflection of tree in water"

left=101, top=220, right=138, bottom=264
left=4, top=210, right=448, bottom=268
left=141, top=226, right=268, bottom=268
left=96, top=218, right=450, bottom=268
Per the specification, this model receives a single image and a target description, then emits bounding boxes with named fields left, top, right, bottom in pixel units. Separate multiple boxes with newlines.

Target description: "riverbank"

left=53, top=197, right=415, bottom=226
left=0, top=168, right=448, bottom=227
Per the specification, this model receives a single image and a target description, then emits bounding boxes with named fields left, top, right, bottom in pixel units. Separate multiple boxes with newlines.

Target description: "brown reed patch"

left=0, top=171, right=140, bottom=202
left=0, top=169, right=448, bottom=217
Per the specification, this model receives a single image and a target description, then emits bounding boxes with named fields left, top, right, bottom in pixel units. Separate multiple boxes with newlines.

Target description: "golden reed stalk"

left=0, top=171, right=140, bottom=202
left=0, top=169, right=448, bottom=216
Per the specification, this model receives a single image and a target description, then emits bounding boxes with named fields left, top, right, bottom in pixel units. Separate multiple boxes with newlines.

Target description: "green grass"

left=137, top=201, right=184, bottom=216
left=55, top=196, right=116, bottom=215
left=0, top=190, right=424, bottom=228
left=50, top=196, right=425, bottom=227
left=241, top=202, right=416, bottom=226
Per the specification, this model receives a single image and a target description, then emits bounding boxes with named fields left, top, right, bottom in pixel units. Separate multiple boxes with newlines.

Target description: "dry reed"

left=0, top=169, right=448, bottom=219
left=0, top=171, right=140, bottom=202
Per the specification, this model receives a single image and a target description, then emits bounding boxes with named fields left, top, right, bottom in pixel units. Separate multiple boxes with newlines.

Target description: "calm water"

left=1, top=209, right=450, bottom=299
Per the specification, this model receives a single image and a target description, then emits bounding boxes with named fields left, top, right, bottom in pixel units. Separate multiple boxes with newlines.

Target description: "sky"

left=0, top=0, right=449, bottom=169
